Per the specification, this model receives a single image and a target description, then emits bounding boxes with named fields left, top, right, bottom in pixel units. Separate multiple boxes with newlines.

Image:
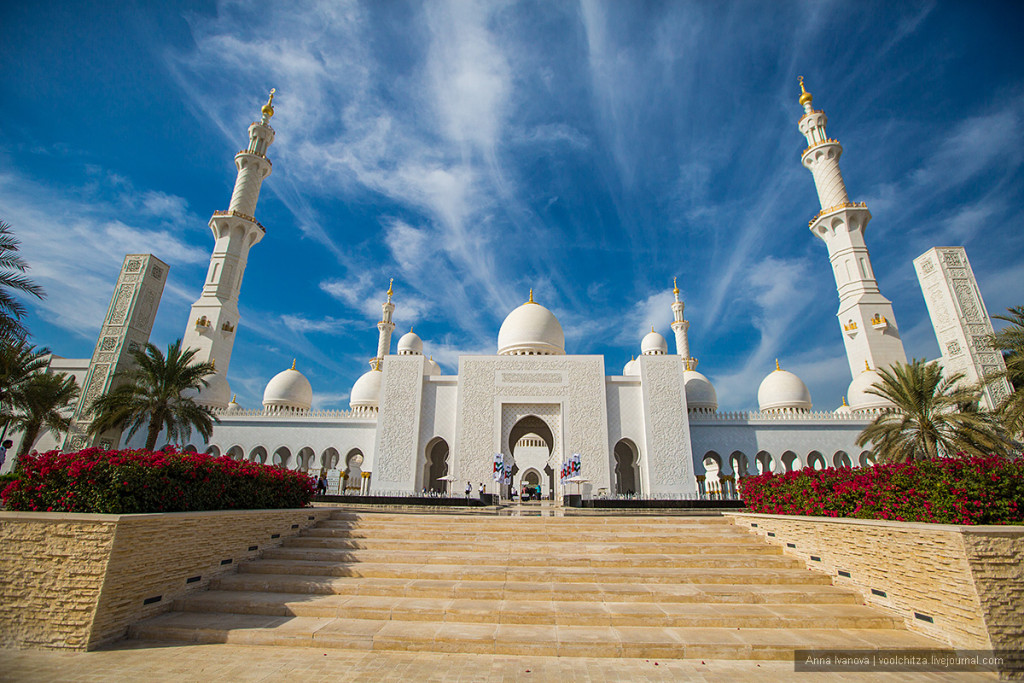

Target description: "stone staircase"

left=129, top=510, right=943, bottom=659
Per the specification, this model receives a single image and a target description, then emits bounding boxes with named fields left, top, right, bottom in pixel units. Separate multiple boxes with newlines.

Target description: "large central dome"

left=497, top=291, right=565, bottom=356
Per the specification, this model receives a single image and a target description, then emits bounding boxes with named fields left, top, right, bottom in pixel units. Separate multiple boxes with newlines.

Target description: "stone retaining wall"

left=0, top=508, right=338, bottom=650
left=726, top=513, right=1024, bottom=655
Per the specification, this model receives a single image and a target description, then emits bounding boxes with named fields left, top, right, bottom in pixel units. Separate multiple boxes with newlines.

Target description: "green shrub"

left=1, top=447, right=315, bottom=513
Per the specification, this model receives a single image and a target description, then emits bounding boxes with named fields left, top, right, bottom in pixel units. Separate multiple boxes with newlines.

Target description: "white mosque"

left=29, top=81, right=1010, bottom=499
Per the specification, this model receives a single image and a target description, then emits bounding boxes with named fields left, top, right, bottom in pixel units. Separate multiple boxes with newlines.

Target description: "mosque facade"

left=18, top=83, right=1008, bottom=497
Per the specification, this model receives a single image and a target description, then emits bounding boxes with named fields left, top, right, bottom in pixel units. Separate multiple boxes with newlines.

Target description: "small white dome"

left=641, top=329, right=668, bottom=355
left=262, top=362, right=313, bottom=411
left=226, top=395, right=242, bottom=413
left=350, top=369, right=383, bottom=409
left=847, top=368, right=894, bottom=411
left=835, top=396, right=852, bottom=414
left=497, top=292, right=565, bottom=356
left=425, top=356, right=441, bottom=376
left=684, top=369, right=718, bottom=411
left=757, top=363, right=812, bottom=412
left=397, top=331, right=423, bottom=355
left=623, top=357, right=640, bottom=376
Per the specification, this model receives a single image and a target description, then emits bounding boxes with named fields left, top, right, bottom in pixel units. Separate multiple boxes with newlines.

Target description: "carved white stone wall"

left=915, top=247, right=1010, bottom=410
left=453, top=355, right=610, bottom=492
left=638, top=355, right=696, bottom=495
left=372, top=355, right=426, bottom=491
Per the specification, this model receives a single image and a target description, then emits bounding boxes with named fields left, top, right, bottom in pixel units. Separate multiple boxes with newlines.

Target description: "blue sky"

left=2, top=0, right=1023, bottom=411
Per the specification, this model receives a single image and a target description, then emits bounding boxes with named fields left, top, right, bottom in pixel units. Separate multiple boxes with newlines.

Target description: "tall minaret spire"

left=371, top=279, right=396, bottom=369
left=797, top=78, right=906, bottom=385
left=669, top=277, right=691, bottom=361
left=182, top=90, right=277, bottom=407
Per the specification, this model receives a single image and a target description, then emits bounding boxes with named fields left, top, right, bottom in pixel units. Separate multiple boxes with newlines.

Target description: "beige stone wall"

left=0, top=508, right=339, bottom=650
left=0, top=514, right=118, bottom=649
left=726, top=513, right=1024, bottom=653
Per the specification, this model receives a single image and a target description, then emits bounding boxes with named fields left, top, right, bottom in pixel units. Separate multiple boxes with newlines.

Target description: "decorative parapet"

left=214, top=405, right=378, bottom=420
left=801, top=137, right=842, bottom=156
left=211, top=210, right=266, bottom=233
left=808, top=201, right=868, bottom=227
left=688, top=407, right=876, bottom=422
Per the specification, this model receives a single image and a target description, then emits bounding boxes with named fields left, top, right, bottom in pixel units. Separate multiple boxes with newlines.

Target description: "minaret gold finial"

left=231, top=394, right=237, bottom=403
left=775, top=358, right=781, bottom=371
left=651, top=325, right=656, bottom=333
left=842, top=396, right=848, bottom=407
left=291, top=358, right=296, bottom=370
left=410, top=325, right=414, bottom=333
left=865, top=359, right=871, bottom=371
left=527, top=288, right=535, bottom=304
left=673, top=277, right=679, bottom=295
left=262, top=88, right=276, bottom=118
left=387, top=278, right=394, bottom=297
left=798, top=76, right=813, bottom=107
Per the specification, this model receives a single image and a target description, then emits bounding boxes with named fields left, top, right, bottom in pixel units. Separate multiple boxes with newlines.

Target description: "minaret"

left=371, top=279, right=396, bottom=369
left=182, top=89, right=277, bottom=407
left=798, top=78, right=906, bottom=380
left=669, top=277, right=690, bottom=361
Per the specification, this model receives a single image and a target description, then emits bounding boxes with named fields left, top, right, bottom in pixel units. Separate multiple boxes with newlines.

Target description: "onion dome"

left=425, top=355, right=441, bottom=376
left=683, top=369, right=718, bottom=411
left=757, top=359, right=812, bottom=412
left=350, top=366, right=383, bottom=409
left=261, top=88, right=275, bottom=118
left=262, top=360, right=313, bottom=411
left=397, top=329, right=423, bottom=355
left=641, top=327, right=668, bottom=355
left=623, top=355, right=639, bottom=377
left=847, top=363, right=894, bottom=411
left=497, top=289, right=565, bottom=356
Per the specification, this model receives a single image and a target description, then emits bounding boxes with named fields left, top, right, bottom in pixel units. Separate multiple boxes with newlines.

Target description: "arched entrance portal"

left=613, top=439, right=640, bottom=495
left=423, top=438, right=450, bottom=494
left=508, top=415, right=556, bottom=500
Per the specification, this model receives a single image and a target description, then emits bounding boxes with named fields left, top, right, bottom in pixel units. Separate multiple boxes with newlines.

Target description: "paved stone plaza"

left=0, top=642, right=998, bottom=682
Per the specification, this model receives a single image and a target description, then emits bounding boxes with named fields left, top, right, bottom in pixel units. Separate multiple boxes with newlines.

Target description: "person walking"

left=465, top=480, right=472, bottom=503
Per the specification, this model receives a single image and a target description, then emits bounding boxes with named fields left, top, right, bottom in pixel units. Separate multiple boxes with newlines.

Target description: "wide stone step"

left=261, top=547, right=800, bottom=570
left=308, top=527, right=753, bottom=543
left=211, top=573, right=860, bottom=605
left=173, top=591, right=898, bottom=629
left=237, top=559, right=832, bottom=586
left=129, top=611, right=942, bottom=659
left=319, top=515, right=739, bottom=528
left=287, top=535, right=780, bottom=556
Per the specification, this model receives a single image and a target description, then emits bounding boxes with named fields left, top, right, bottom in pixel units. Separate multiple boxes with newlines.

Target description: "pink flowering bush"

left=738, top=454, right=1024, bottom=525
left=1, top=447, right=315, bottom=513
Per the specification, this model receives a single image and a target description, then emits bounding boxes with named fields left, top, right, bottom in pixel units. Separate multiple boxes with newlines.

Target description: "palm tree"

left=987, top=306, right=1024, bottom=437
left=856, top=359, right=1012, bottom=463
left=8, top=372, right=80, bottom=459
left=0, top=221, right=45, bottom=341
left=0, top=338, right=50, bottom=442
left=88, top=340, right=219, bottom=451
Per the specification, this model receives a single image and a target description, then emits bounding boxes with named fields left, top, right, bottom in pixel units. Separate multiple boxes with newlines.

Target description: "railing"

left=801, top=137, right=842, bottom=155
left=211, top=210, right=266, bottom=232
left=688, top=407, right=878, bottom=422
left=212, top=405, right=378, bottom=420
left=808, top=201, right=868, bottom=227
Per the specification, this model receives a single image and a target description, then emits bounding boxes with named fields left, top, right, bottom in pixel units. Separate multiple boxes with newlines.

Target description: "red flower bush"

left=738, top=454, right=1024, bottom=525
left=1, top=447, right=315, bottom=514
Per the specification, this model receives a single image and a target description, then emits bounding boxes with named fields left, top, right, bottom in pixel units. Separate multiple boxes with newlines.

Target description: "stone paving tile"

left=0, top=643, right=999, bottom=682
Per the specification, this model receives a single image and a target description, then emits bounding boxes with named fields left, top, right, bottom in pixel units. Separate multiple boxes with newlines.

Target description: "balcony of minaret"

left=870, top=313, right=889, bottom=331
left=195, top=315, right=212, bottom=331
left=843, top=319, right=858, bottom=337
left=211, top=210, right=266, bottom=234
left=221, top=321, right=235, bottom=335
